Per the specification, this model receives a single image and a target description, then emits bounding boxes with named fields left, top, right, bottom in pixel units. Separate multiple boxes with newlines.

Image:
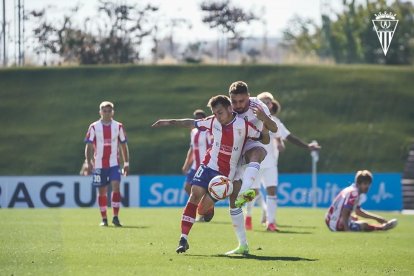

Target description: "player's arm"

left=339, top=207, right=352, bottom=231
left=152, top=119, right=195, bottom=128
left=120, top=142, right=130, bottom=176
left=355, top=207, right=387, bottom=224
left=286, top=134, right=321, bottom=151
left=253, top=106, right=278, bottom=132
left=182, top=147, right=193, bottom=174
left=85, top=143, right=94, bottom=175
left=259, top=126, right=270, bottom=145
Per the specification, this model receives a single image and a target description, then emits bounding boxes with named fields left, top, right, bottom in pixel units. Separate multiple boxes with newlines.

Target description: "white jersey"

left=260, top=115, right=278, bottom=168
left=252, top=116, right=292, bottom=187
left=84, top=119, right=127, bottom=169
left=189, top=128, right=213, bottom=170
left=325, top=183, right=366, bottom=231
left=195, top=114, right=261, bottom=180
left=235, top=97, right=272, bottom=153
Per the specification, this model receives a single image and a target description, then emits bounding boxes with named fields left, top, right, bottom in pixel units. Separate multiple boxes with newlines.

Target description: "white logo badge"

left=372, top=11, right=398, bottom=56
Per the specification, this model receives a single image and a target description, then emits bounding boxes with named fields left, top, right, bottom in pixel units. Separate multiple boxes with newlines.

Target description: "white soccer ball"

left=208, top=175, right=233, bottom=201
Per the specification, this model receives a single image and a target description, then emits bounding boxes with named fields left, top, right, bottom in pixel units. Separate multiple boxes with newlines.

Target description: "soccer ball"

left=208, top=175, right=233, bottom=201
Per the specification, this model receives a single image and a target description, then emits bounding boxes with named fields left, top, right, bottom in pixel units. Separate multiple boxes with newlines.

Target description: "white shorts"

left=251, top=166, right=278, bottom=189
left=234, top=140, right=268, bottom=182
left=242, top=140, right=264, bottom=155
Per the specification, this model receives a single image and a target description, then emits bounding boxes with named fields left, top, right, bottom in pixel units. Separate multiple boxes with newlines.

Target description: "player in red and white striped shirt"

left=84, top=101, right=130, bottom=227
left=325, top=170, right=397, bottom=232
left=182, top=109, right=213, bottom=195
left=152, top=95, right=270, bottom=254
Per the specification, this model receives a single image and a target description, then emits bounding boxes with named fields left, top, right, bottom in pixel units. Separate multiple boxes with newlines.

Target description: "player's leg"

left=197, top=193, right=216, bottom=222
left=226, top=180, right=249, bottom=255
left=98, top=186, right=108, bottom=226
left=352, top=219, right=397, bottom=231
left=238, top=146, right=266, bottom=194
left=177, top=185, right=206, bottom=253
left=177, top=165, right=212, bottom=253
left=245, top=181, right=261, bottom=230
left=263, top=167, right=279, bottom=231
left=93, top=168, right=109, bottom=226
left=109, top=166, right=122, bottom=227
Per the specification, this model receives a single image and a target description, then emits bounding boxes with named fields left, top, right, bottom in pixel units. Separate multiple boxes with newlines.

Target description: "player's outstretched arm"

left=355, top=207, right=387, bottom=224
left=151, top=119, right=195, bottom=128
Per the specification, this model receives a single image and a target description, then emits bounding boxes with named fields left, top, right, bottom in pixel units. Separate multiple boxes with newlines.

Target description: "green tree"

left=283, top=0, right=414, bottom=64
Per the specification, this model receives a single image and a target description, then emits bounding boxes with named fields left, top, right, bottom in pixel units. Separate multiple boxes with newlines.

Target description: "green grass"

left=1, top=64, right=414, bottom=175
left=1, top=207, right=413, bottom=275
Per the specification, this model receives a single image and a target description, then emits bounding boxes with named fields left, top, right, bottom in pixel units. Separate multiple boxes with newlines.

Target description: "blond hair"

left=99, top=101, right=114, bottom=110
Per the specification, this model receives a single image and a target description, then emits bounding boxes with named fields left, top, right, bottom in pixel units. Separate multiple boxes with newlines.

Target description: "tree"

left=283, top=0, right=414, bottom=64
left=200, top=0, right=258, bottom=62
left=29, top=1, right=159, bottom=65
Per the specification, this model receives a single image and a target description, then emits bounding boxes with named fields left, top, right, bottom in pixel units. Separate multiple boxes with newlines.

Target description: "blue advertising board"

left=139, top=173, right=402, bottom=211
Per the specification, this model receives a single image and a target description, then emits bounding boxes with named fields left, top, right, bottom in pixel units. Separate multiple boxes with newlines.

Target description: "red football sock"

left=181, top=202, right=198, bottom=236
left=98, top=195, right=107, bottom=219
left=112, top=192, right=121, bottom=217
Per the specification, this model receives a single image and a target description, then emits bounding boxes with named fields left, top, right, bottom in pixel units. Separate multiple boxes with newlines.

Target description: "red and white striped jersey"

left=236, top=97, right=272, bottom=153
left=325, top=184, right=362, bottom=231
left=84, top=120, right=127, bottom=169
left=190, top=128, right=213, bottom=170
left=195, top=114, right=261, bottom=179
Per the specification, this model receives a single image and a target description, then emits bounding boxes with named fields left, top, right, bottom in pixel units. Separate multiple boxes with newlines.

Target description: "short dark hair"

left=355, top=170, right=373, bottom=184
left=229, top=81, right=249, bottom=95
left=193, top=109, right=206, bottom=118
left=207, top=95, right=231, bottom=109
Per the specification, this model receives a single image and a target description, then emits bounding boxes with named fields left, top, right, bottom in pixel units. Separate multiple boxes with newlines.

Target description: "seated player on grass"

left=325, top=170, right=397, bottom=232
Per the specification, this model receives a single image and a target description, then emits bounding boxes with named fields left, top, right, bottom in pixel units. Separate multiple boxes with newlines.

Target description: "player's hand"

left=252, top=106, right=267, bottom=121
left=122, top=164, right=129, bottom=176
left=308, top=141, right=321, bottom=151
left=151, top=120, right=172, bottom=127
left=87, top=161, right=94, bottom=175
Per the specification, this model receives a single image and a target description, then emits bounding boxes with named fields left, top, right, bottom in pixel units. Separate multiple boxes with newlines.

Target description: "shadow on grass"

left=112, top=225, right=149, bottom=229
left=278, top=224, right=318, bottom=229
left=188, top=254, right=318, bottom=262
left=263, top=229, right=314, bottom=234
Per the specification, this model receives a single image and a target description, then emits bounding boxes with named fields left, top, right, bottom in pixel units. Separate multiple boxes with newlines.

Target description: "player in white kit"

left=245, top=92, right=320, bottom=232
left=225, top=81, right=278, bottom=255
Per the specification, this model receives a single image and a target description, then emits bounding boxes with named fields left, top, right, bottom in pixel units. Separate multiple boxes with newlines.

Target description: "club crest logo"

left=372, top=11, right=398, bottom=56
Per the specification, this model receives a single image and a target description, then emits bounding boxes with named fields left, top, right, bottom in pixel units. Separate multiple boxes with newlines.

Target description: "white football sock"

left=239, top=162, right=260, bottom=194
left=230, top=208, right=247, bottom=246
left=259, top=194, right=267, bottom=221
left=246, top=201, right=253, bottom=216
left=266, top=195, right=277, bottom=224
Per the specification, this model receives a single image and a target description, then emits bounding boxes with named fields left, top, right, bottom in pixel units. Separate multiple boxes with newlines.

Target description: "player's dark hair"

left=229, top=81, right=249, bottom=95
left=355, top=170, right=373, bottom=184
left=207, top=95, right=231, bottom=109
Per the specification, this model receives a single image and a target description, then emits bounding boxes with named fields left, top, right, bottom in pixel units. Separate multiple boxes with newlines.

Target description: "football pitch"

left=1, top=207, right=413, bottom=275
